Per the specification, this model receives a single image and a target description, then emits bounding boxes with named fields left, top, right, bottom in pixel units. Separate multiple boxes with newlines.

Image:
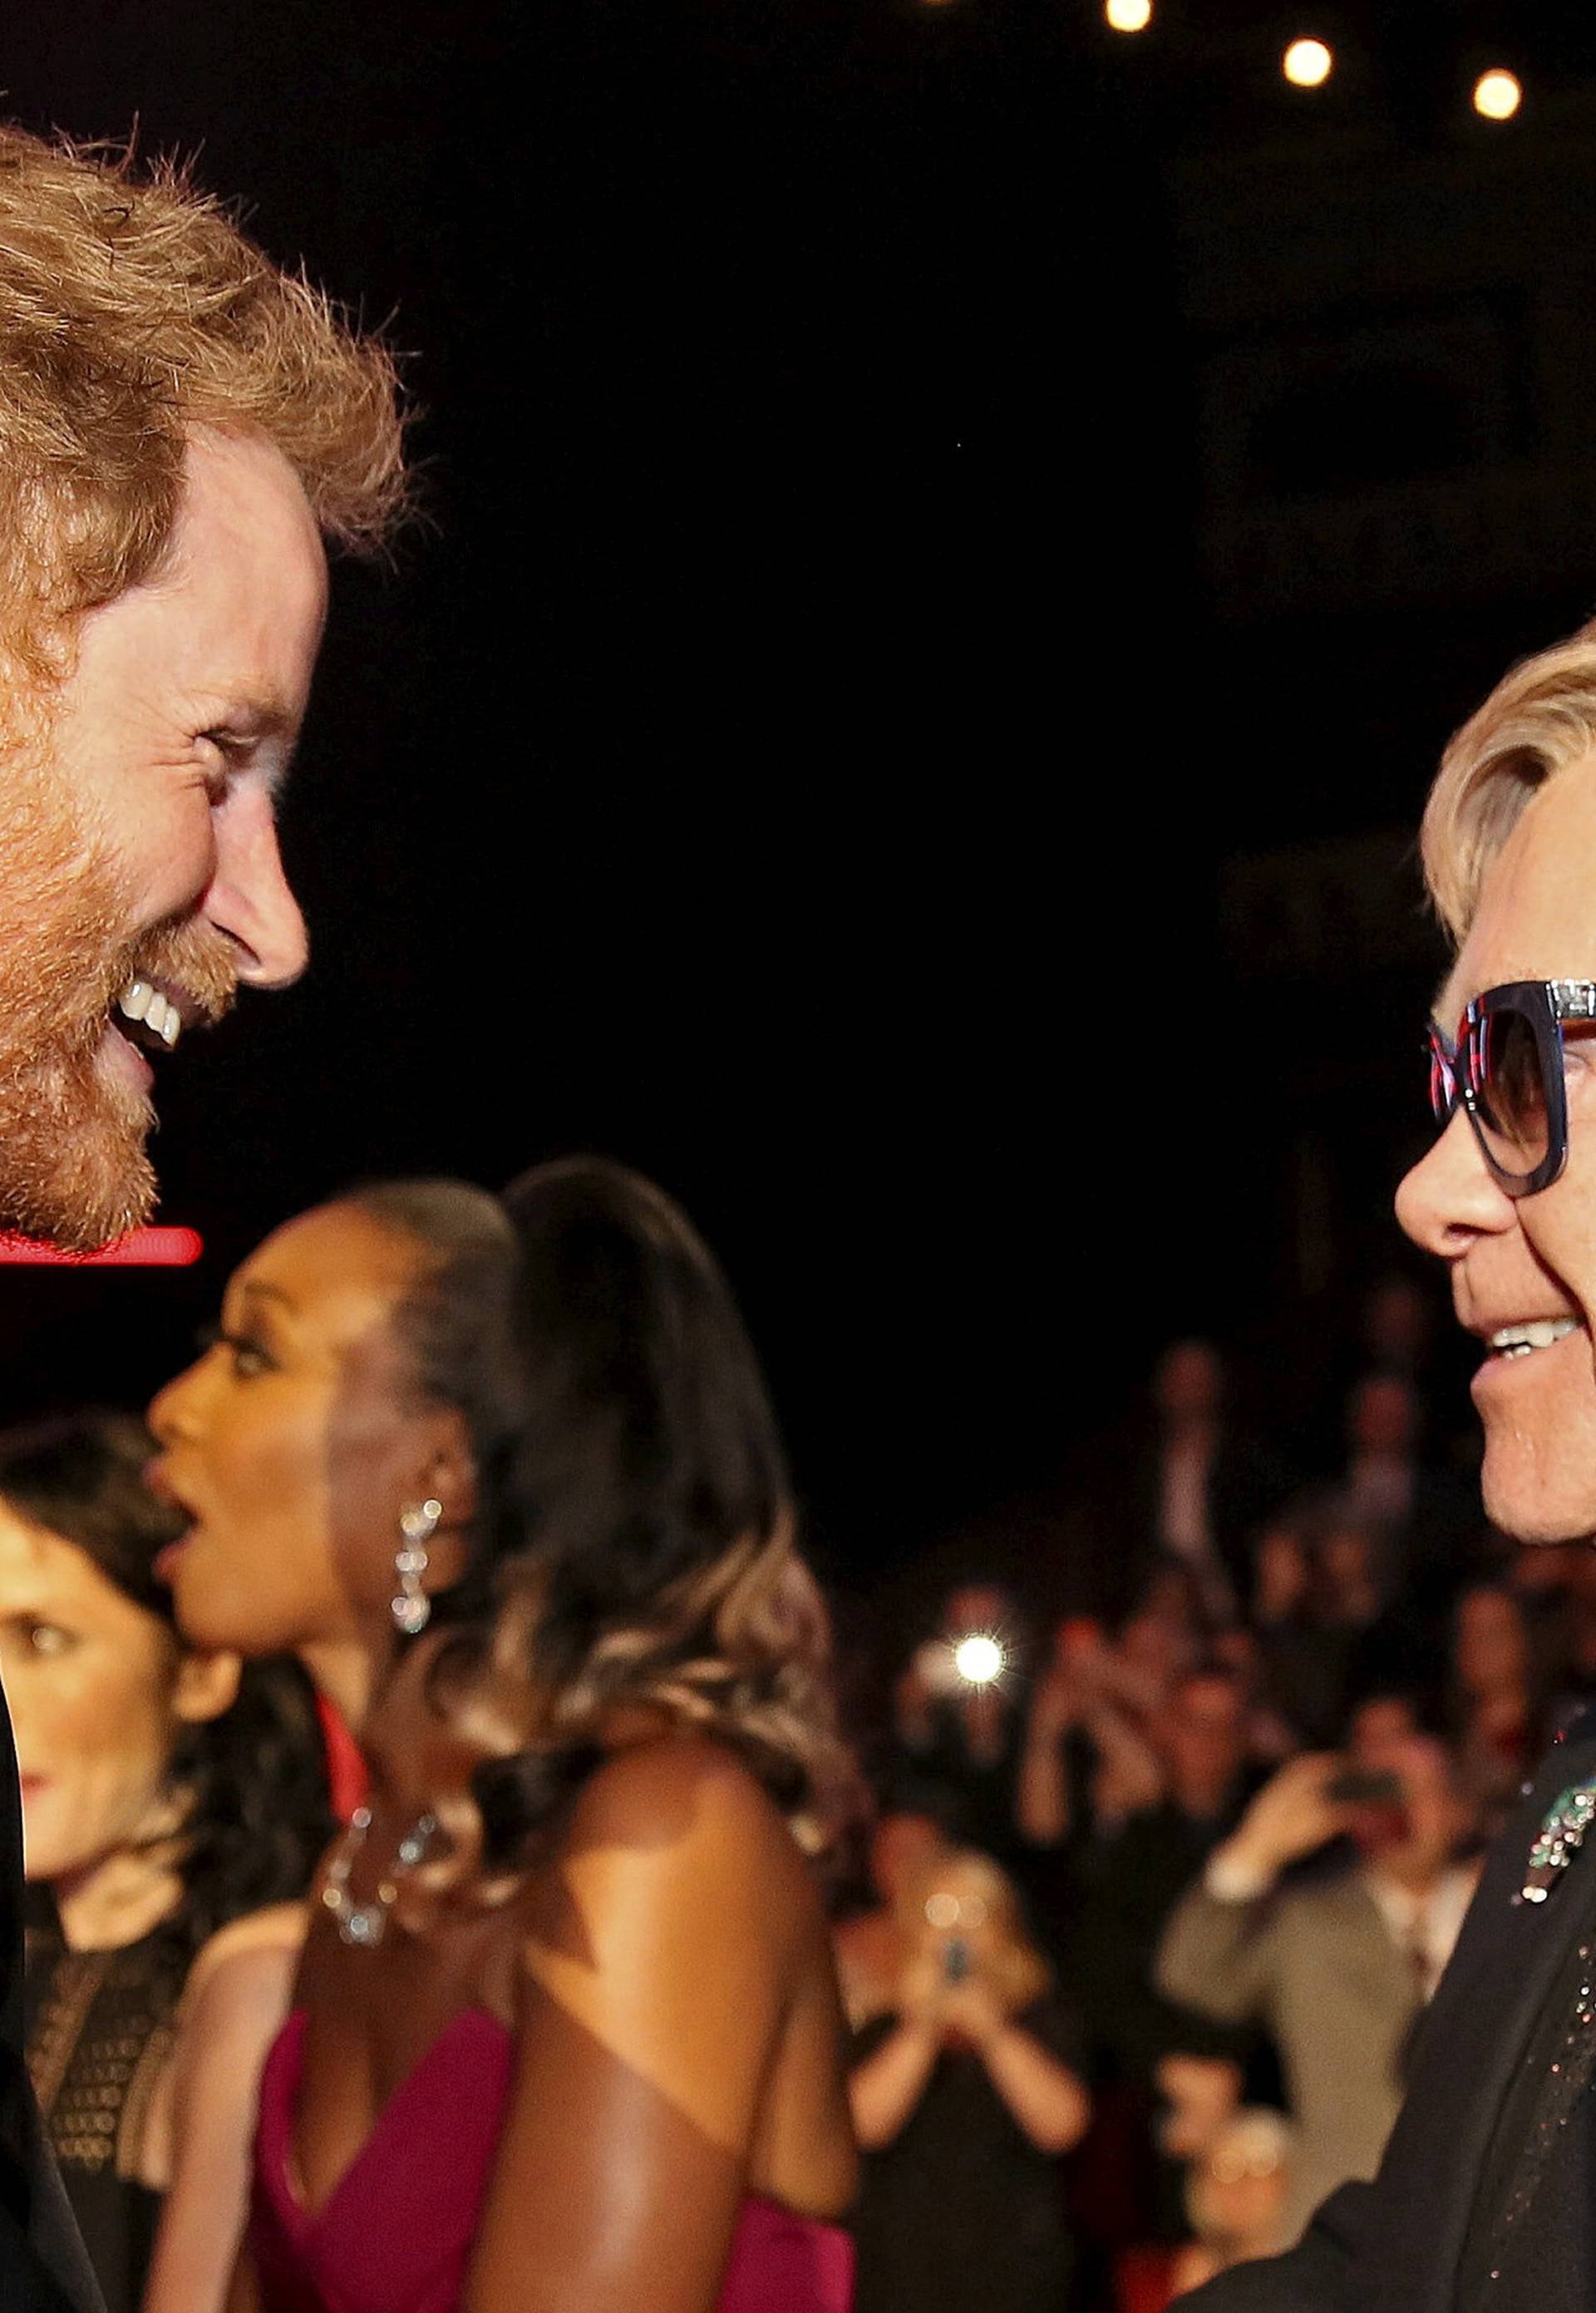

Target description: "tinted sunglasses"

left=1426, top=979, right=1596, bottom=1196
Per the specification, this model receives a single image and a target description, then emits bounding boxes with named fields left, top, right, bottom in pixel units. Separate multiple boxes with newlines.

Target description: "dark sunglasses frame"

left=1426, top=978, right=1596, bottom=1196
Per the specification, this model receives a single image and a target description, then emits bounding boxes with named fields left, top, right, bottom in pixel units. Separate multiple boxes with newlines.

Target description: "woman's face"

left=913, top=1859, right=1006, bottom=1969
left=0, top=1507, right=182, bottom=1885
left=147, top=1202, right=441, bottom=1658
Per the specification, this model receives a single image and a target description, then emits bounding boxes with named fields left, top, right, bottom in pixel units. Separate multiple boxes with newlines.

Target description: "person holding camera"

left=842, top=1846, right=1089, bottom=2313
left=1155, top=1733, right=1480, bottom=2242
left=892, top=1587, right=1029, bottom=1862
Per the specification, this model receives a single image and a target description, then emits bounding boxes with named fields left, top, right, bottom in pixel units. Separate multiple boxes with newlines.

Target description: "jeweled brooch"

left=1520, top=1780, right=1596, bottom=1904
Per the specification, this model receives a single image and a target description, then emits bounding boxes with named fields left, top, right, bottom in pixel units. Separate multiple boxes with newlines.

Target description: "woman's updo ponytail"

left=459, top=1157, right=859, bottom=1873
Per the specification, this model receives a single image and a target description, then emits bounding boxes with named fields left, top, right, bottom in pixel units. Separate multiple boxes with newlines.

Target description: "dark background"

left=2, top=0, right=1595, bottom=1607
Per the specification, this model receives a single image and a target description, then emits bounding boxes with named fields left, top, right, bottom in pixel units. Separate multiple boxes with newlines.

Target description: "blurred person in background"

left=0, top=1413, right=331, bottom=2313
left=1449, top=1581, right=1545, bottom=1832
left=1335, top=1375, right=1480, bottom=1618
left=1124, top=1344, right=1294, bottom=1628
left=1511, top=1543, right=1596, bottom=1722
left=1361, top=1276, right=1435, bottom=1385
left=1018, top=1615, right=1169, bottom=1850
left=1308, top=1505, right=1433, bottom=1705
left=1156, top=1733, right=1480, bottom=2241
left=1067, top=1664, right=1265, bottom=2103
left=834, top=1811, right=950, bottom=2020
left=1156, top=2050, right=1246, bottom=2169
left=1169, top=2110, right=1299, bottom=2299
left=1207, top=1630, right=1299, bottom=1769
left=237, top=1159, right=860, bottom=2312
left=845, top=1846, right=1089, bottom=2313
left=892, top=1583, right=1028, bottom=1860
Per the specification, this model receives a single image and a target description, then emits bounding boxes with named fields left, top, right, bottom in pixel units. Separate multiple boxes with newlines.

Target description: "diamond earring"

left=392, top=1498, right=441, bottom=1635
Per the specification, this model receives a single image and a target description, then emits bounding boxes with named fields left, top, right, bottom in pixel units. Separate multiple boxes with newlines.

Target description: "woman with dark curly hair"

left=0, top=1411, right=332, bottom=2313
left=203, top=1157, right=859, bottom=2313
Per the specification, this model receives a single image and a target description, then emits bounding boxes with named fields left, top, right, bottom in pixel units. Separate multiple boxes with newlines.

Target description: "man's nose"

left=1395, top=1108, right=1515, bottom=1255
left=204, top=788, right=309, bottom=989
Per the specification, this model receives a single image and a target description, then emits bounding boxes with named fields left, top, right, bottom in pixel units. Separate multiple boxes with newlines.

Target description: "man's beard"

left=0, top=764, right=236, bottom=1253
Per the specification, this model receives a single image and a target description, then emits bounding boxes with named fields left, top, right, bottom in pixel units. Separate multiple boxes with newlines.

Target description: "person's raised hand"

left=894, top=1949, right=946, bottom=2032
left=1224, top=1752, right=1350, bottom=1881
left=1027, top=1664, right=1079, bottom=1743
left=936, top=1975, right=1007, bottom=2050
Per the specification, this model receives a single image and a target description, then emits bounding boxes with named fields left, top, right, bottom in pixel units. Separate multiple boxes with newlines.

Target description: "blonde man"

left=0, top=126, right=405, bottom=2311
left=1187, top=630, right=1596, bottom=2311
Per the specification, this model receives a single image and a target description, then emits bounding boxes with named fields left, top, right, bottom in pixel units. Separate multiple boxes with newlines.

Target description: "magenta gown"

left=249, top=2009, right=855, bottom=2313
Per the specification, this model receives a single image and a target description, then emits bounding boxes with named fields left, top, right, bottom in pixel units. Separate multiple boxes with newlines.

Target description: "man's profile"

left=0, top=128, right=405, bottom=1252
left=0, top=125, right=404, bottom=2308
left=1188, top=628, right=1596, bottom=2311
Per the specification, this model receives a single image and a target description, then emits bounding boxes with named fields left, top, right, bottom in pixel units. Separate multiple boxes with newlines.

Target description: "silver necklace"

left=321, top=1804, right=438, bottom=1948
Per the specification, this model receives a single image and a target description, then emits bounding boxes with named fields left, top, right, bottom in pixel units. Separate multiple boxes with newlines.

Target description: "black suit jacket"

left=1185, top=1707, right=1596, bottom=2312
left=0, top=1693, right=104, bottom=2312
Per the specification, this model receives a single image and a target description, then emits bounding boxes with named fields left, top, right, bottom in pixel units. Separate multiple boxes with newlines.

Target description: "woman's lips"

left=152, top=1535, right=191, bottom=1584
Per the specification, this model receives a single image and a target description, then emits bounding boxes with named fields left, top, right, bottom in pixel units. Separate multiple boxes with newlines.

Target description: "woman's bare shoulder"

left=559, top=1734, right=801, bottom=1872
left=519, top=1735, right=818, bottom=1980
left=182, top=1904, right=308, bottom=2010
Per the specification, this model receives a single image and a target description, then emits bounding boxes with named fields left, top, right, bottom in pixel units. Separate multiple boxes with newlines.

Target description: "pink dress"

left=250, top=2009, right=855, bottom=2312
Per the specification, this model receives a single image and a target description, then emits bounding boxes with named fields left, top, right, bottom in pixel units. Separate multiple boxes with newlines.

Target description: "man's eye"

left=26, top=1622, right=73, bottom=1659
left=195, top=731, right=250, bottom=799
left=1564, top=1028, right=1596, bottom=1079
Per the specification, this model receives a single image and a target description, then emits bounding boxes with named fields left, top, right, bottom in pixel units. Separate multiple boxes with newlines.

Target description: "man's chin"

left=0, top=1057, right=155, bottom=1252
left=1481, top=1455, right=1596, bottom=1549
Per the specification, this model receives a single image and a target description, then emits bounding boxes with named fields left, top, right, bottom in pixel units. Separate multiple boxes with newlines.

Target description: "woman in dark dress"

left=0, top=1412, right=331, bottom=2313
left=845, top=1846, right=1091, bottom=2313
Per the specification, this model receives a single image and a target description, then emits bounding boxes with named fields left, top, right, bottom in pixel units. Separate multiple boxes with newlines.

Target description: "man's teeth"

left=1490, top=1318, right=1581, bottom=1359
left=116, top=982, right=181, bottom=1050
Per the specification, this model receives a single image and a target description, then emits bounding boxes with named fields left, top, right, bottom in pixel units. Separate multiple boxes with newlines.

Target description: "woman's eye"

left=202, top=1325, right=274, bottom=1378
left=26, top=1622, right=73, bottom=1659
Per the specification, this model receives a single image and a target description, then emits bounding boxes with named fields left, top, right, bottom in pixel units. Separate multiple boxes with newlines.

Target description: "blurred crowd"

left=7, top=1246, right=1584, bottom=2313
left=830, top=1282, right=1596, bottom=2313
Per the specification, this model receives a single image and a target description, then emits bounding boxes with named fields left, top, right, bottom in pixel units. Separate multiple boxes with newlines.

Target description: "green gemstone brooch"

left=1520, top=1780, right=1596, bottom=1905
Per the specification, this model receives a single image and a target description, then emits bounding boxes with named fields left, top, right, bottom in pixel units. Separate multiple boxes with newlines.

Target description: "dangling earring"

left=392, top=1498, right=441, bottom=1635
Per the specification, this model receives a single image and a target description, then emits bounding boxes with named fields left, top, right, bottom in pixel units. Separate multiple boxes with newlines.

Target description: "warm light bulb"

left=1283, top=37, right=1332, bottom=88
left=1105, top=0, right=1152, bottom=31
left=1474, top=69, right=1521, bottom=121
left=953, top=1634, right=1006, bottom=1688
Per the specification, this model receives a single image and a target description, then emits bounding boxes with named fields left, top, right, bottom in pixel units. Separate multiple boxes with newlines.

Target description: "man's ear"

left=172, top=1647, right=243, bottom=1726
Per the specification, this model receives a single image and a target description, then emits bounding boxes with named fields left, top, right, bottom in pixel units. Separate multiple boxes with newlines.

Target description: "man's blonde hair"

left=1423, top=623, right=1596, bottom=945
left=0, top=126, right=406, bottom=675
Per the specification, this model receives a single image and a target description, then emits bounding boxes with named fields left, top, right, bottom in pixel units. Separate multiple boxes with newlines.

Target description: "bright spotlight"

left=1283, top=38, right=1332, bottom=88
left=1105, top=0, right=1152, bottom=31
left=1474, top=69, right=1521, bottom=121
left=953, top=1633, right=1006, bottom=1688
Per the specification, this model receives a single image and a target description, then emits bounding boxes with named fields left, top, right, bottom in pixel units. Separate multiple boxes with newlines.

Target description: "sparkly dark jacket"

left=0, top=1695, right=106, bottom=2311
left=1183, top=1706, right=1596, bottom=2313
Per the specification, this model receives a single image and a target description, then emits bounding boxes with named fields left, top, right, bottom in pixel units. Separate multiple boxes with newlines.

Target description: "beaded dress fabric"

left=1456, top=1899, right=1596, bottom=2306
left=22, top=1911, right=184, bottom=2313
